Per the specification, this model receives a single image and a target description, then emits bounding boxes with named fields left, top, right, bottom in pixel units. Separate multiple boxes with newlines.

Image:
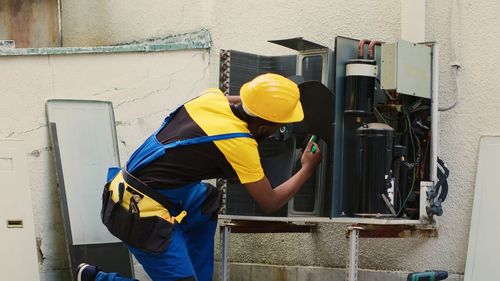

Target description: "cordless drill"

left=407, top=270, right=448, bottom=281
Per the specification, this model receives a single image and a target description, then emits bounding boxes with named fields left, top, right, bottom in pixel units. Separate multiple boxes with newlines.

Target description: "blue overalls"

left=97, top=107, right=251, bottom=281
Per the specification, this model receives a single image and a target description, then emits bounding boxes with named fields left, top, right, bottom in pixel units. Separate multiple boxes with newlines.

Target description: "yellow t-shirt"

left=184, top=89, right=264, bottom=184
left=133, top=88, right=264, bottom=188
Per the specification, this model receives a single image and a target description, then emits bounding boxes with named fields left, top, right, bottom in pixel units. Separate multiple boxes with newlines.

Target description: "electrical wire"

left=396, top=110, right=419, bottom=216
left=409, top=99, right=423, bottom=112
left=439, top=64, right=461, bottom=111
left=439, top=0, right=461, bottom=111
left=411, top=105, right=431, bottom=113
left=396, top=169, right=416, bottom=217
left=374, top=106, right=398, bottom=123
left=374, top=106, right=389, bottom=124
left=420, top=131, right=431, bottom=179
left=374, top=78, right=397, bottom=101
left=407, top=112, right=422, bottom=164
left=408, top=115, right=416, bottom=162
left=376, top=99, right=425, bottom=216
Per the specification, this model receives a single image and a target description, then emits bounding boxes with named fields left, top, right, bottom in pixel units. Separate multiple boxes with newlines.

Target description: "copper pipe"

left=357, top=39, right=371, bottom=59
left=368, top=40, right=383, bottom=59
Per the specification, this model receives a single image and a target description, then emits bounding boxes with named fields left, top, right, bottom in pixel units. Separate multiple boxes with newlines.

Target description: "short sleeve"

left=183, top=89, right=264, bottom=183
left=215, top=137, right=264, bottom=184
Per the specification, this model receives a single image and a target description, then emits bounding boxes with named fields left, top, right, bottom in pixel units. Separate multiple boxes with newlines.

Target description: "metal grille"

left=218, top=49, right=296, bottom=216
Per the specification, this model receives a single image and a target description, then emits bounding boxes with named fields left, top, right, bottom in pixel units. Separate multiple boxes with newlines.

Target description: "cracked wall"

left=0, top=50, right=210, bottom=280
left=4, top=0, right=498, bottom=278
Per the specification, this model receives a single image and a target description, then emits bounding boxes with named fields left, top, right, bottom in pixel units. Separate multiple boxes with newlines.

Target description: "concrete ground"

left=213, top=263, right=463, bottom=281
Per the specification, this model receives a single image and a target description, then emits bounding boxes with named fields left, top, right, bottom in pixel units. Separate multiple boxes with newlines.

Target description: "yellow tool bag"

left=100, top=169, right=186, bottom=253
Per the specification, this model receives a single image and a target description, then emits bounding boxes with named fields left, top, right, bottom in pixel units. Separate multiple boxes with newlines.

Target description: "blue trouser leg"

left=174, top=183, right=218, bottom=281
left=128, top=227, right=196, bottom=281
left=183, top=218, right=218, bottom=281
left=130, top=182, right=218, bottom=281
left=96, top=183, right=219, bottom=281
left=127, top=217, right=217, bottom=281
left=95, top=272, right=136, bottom=281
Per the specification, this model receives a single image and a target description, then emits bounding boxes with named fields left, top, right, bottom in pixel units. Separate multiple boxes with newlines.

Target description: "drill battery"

left=407, top=270, right=448, bottom=281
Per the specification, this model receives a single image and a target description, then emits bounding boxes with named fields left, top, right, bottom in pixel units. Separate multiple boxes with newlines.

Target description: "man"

left=78, top=73, right=322, bottom=281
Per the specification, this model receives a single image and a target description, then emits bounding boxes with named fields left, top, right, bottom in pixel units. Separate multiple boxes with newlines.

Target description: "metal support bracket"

left=220, top=221, right=434, bottom=281
left=345, top=223, right=437, bottom=281
left=220, top=223, right=233, bottom=281
left=346, top=226, right=363, bottom=281
left=218, top=220, right=316, bottom=281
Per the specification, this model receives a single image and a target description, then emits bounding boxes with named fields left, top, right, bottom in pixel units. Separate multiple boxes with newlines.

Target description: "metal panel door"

left=47, top=100, right=120, bottom=244
left=0, top=139, right=40, bottom=280
left=465, top=136, right=500, bottom=281
left=46, top=100, right=133, bottom=280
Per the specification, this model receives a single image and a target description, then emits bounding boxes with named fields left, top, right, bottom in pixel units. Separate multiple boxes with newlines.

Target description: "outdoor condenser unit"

left=219, top=36, right=439, bottom=224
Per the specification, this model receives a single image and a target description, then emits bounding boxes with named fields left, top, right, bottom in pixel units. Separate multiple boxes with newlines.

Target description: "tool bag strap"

left=121, top=168, right=182, bottom=213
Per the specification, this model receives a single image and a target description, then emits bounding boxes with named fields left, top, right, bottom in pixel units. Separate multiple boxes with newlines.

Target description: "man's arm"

left=243, top=141, right=322, bottom=214
left=226, top=95, right=241, bottom=104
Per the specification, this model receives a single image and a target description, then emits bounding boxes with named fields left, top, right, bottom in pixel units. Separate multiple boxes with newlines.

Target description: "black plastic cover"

left=295, top=81, right=335, bottom=147
left=269, top=37, right=328, bottom=51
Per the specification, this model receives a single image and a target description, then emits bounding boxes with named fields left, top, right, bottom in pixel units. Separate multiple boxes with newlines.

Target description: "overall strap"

left=162, top=132, right=252, bottom=150
left=126, top=105, right=185, bottom=173
left=153, top=106, right=183, bottom=135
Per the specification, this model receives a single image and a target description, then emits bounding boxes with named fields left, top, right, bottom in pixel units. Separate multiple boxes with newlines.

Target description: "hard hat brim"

left=279, top=101, right=304, bottom=123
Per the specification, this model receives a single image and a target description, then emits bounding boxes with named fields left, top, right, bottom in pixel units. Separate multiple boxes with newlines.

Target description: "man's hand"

left=243, top=139, right=323, bottom=214
left=301, top=140, right=322, bottom=172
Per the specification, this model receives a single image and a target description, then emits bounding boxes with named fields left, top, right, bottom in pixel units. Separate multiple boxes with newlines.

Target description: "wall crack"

left=21, top=124, right=47, bottom=135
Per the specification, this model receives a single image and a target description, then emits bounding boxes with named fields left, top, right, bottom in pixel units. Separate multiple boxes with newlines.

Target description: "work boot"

left=76, top=263, right=100, bottom=281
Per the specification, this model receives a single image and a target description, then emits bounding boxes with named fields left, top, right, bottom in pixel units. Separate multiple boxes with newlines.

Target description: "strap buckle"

left=162, top=210, right=187, bottom=224
left=173, top=210, right=187, bottom=224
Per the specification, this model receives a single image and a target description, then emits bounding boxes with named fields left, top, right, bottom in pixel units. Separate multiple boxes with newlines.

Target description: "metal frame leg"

left=347, top=226, right=362, bottom=281
left=220, top=224, right=231, bottom=281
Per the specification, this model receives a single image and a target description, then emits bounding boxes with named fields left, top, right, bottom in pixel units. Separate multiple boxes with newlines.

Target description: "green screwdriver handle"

left=309, top=135, right=318, bottom=153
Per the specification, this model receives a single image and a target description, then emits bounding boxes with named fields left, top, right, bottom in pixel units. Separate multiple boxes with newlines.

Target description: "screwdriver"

left=309, top=135, right=318, bottom=153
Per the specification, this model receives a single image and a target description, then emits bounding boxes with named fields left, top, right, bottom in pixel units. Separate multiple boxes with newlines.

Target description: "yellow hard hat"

left=240, top=73, right=303, bottom=123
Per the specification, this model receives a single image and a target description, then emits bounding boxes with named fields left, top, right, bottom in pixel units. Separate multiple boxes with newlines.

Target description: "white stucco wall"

left=218, top=0, right=500, bottom=274
left=4, top=0, right=498, bottom=278
left=61, top=0, right=401, bottom=85
left=0, top=49, right=210, bottom=280
left=424, top=0, right=500, bottom=273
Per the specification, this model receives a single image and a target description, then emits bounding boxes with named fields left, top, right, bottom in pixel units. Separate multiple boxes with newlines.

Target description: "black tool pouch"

left=201, top=183, right=223, bottom=219
left=100, top=173, right=181, bottom=254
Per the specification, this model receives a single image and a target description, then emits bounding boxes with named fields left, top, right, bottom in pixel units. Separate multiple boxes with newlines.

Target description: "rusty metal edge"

left=0, top=29, right=212, bottom=56
left=219, top=219, right=437, bottom=237
left=220, top=220, right=317, bottom=234
left=346, top=223, right=438, bottom=239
